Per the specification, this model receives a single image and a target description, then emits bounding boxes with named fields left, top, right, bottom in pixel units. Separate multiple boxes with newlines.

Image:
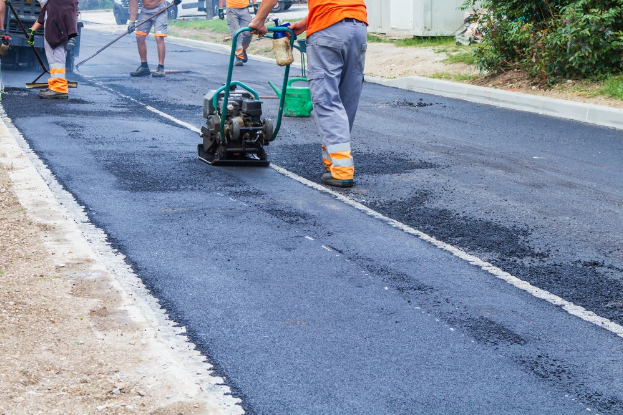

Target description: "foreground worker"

left=218, top=0, right=259, bottom=66
left=27, top=0, right=78, bottom=100
left=127, top=0, right=178, bottom=77
left=250, top=0, right=367, bottom=188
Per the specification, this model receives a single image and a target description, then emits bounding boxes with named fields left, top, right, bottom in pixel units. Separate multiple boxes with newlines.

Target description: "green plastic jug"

left=269, top=77, right=313, bottom=117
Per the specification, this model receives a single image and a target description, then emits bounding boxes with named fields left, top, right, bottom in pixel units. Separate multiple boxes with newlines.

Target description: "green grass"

left=169, top=18, right=303, bottom=36
left=367, top=34, right=456, bottom=48
left=441, top=50, right=477, bottom=65
left=169, top=18, right=230, bottom=34
left=599, top=75, right=623, bottom=101
left=430, top=72, right=478, bottom=82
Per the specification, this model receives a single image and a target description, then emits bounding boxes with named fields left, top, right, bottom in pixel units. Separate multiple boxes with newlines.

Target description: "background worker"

left=27, top=0, right=78, bottom=100
left=0, top=2, right=8, bottom=47
left=127, top=0, right=178, bottom=77
left=218, top=0, right=259, bottom=66
left=249, top=0, right=367, bottom=188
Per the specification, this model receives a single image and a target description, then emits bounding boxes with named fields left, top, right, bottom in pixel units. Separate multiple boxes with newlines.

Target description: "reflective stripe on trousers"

left=226, top=7, right=252, bottom=57
left=307, top=19, right=367, bottom=180
left=44, top=38, right=68, bottom=94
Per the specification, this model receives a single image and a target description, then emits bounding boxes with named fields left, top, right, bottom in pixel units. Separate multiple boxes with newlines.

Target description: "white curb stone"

left=365, top=75, right=623, bottom=131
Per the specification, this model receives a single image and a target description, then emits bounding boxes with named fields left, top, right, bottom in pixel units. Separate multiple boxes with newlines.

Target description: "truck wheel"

left=284, top=2, right=292, bottom=10
left=114, top=10, right=127, bottom=25
left=272, top=2, right=285, bottom=12
left=167, top=2, right=178, bottom=20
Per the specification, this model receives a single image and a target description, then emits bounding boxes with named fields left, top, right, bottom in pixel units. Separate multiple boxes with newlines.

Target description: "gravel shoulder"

left=0, top=114, right=242, bottom=414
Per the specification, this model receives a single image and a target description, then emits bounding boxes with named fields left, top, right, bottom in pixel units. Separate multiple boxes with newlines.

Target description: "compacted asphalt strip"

left=2, top=26, right=623, bottom=414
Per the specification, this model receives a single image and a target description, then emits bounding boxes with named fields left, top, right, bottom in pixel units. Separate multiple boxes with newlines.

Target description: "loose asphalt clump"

left=261, top=205, right=316, bottom=226
left=368, top=196, right=539, bottom=261
left=514, top=353, right=623, bottom=414
left=388, top=98, right=435, bottom=108
left=449, top=316, right=528, bottom=347
left=498, top=260, right=623, bottom=325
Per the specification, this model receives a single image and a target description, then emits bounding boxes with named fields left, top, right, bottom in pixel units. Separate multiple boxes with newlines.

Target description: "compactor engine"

left=198, top=85, right=274, bottom=167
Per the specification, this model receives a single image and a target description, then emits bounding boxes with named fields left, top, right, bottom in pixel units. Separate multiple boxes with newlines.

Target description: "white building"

left=366, top=0, right=467, bottom=37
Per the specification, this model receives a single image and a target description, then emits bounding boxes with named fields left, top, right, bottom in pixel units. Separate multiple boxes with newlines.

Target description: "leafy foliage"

left=463, top=0, right=623, bottom=84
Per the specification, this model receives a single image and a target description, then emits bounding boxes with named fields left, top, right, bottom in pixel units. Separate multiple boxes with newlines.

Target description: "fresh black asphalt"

left=2, top=25, right=623, bottom=413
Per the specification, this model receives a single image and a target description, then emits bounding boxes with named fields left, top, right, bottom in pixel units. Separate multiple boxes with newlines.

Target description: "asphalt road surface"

left=2, top=24, right=623, bottom=414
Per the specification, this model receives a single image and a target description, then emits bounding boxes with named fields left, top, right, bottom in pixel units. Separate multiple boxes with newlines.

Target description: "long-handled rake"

left=75, top=1, right=177, bottom=71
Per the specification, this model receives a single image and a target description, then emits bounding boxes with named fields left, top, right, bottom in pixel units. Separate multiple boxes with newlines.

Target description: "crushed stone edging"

left=0, top=106, right=244, bottom=415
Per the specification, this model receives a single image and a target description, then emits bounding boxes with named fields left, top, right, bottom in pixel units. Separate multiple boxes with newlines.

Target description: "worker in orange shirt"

left=250, top=0, right=367, bottom=188
left=219, top=0, right=259, bottom=66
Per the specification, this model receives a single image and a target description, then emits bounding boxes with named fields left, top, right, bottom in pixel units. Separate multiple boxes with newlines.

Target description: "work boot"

left=152, top=65, right=165, bottom=77
left=321, top=172, right=354, bottom=188
left=235, top=57, right=244, bottom=66
left=242, top=50, right=248, bottom=63
left=38, top=88, right=68, bottom=100
left=130, top=65, right=151, bottom=77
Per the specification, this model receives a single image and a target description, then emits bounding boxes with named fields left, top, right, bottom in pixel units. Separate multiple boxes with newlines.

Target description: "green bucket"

left=269, top=77, right=313, bottom=117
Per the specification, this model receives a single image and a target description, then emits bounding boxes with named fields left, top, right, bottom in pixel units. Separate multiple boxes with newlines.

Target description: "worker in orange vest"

left=250, top=0, right=368, bottom=188
left=219, top=0, right=259, bottom=66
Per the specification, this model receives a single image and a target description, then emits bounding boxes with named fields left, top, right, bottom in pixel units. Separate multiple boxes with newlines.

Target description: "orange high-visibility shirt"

left=306, top=0, right=368, bottom=37
left=226, top=0, right=250, bottom=9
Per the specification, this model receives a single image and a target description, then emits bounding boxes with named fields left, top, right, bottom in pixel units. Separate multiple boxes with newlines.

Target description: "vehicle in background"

left=3, top=0, right=83, bottom=72
left=112, top=0, right=218, bottom=25
left=258, top=0, right=294, bottom=13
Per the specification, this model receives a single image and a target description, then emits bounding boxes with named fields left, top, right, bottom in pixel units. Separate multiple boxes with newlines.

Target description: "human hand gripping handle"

left=288, top=19, right=307, bottom=37
left=249, top=0, right=279, bottom=37
left=218, top=8, right=225, bottom=20
left=127, top=20, right=137, bottom=34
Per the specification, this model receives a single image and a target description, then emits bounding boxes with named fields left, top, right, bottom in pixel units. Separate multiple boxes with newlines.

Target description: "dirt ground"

left=2, top=22, right=623, bottom=415
left=0, top=121, right=242, bottom=414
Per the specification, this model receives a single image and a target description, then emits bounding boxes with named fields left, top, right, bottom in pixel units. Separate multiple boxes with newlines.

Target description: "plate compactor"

left=198, top=26, right=294, bottom=167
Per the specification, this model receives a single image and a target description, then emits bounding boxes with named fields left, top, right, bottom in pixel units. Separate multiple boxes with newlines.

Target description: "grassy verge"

left=430, top=72, right=478, bottom=82
left=367, top=34, right=456, bottom=48
left=600, top=75, right=623, bottom=101
left=437, top=46, right=477, bottom=65
left=169, top=18, right=230, bottom=34
left=169, top=17, right=302, bottom=33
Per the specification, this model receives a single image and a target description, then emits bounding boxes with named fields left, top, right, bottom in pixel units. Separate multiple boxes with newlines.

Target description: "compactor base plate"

left=197, top=144, right=270, bottom=167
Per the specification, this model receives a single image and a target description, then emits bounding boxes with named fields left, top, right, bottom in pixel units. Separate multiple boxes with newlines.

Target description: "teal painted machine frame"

left=212, top=26, right=295, bottom=144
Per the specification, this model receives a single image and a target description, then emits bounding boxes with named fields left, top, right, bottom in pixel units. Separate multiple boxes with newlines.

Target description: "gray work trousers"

left=306, top=19, right=367, bottom=176
left=43, top=11, right=68, bottom=92
left=226, top=7, right=252, bottom=53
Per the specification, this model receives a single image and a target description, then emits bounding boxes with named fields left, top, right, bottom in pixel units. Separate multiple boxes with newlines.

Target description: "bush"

left=463, top=0, right=623, bottom=84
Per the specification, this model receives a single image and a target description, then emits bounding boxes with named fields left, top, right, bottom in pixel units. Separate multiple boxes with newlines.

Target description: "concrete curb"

left=365, top=75, right=623, bottom=131
left=146, top=32, right=623, bottom=132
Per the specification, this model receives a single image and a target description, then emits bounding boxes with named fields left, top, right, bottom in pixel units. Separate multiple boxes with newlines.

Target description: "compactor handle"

left=220, top=26, right=295, bottom=143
